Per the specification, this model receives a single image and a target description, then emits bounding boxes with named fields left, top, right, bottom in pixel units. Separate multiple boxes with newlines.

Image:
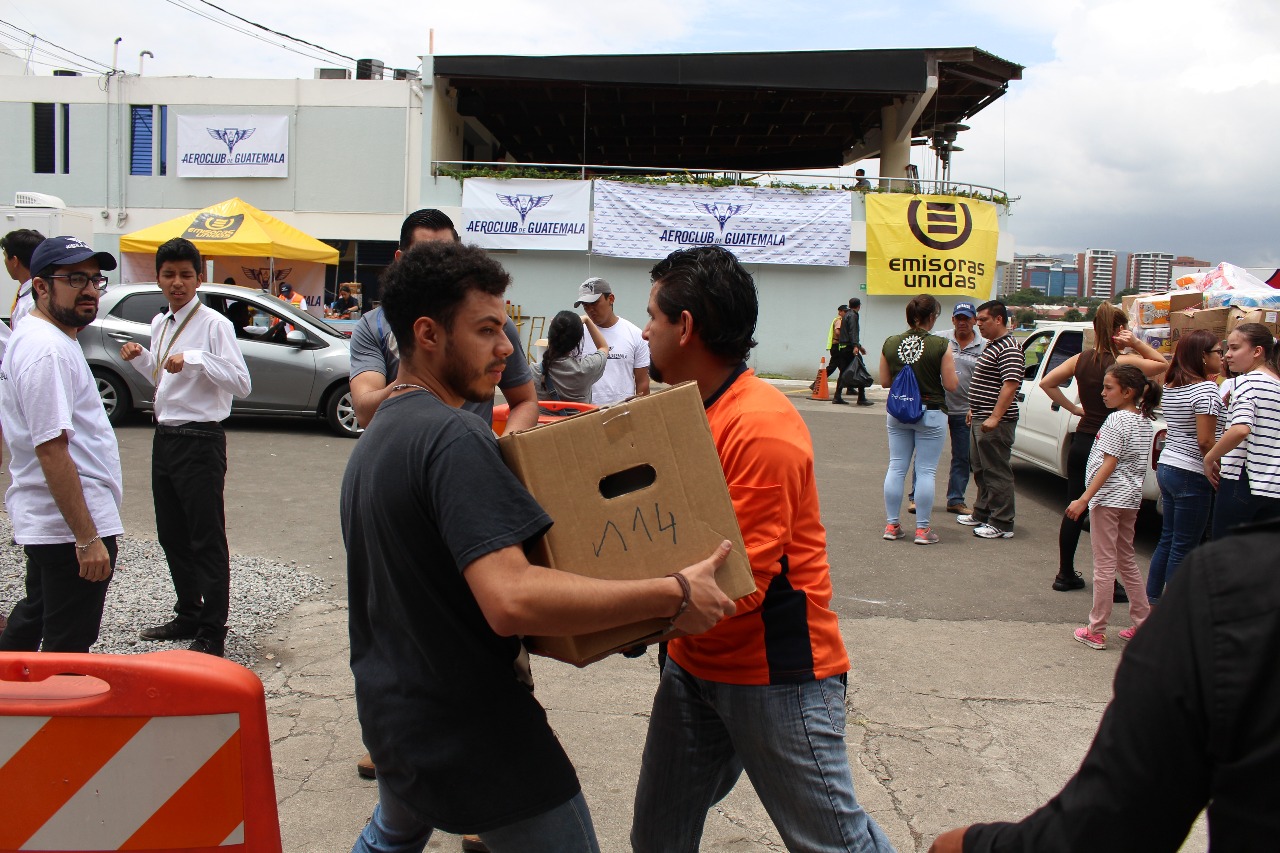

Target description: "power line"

left=192, top=0, right=357, bottom=63
left=160, top=0, right=358, bottom=71
left=0, top=17, right=113, bottom=72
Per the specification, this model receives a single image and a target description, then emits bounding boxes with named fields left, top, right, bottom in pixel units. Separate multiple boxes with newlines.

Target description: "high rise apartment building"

left=1075, top=248, right=1118, bottom=298
left=1128, top=252, right=1176, bottom=294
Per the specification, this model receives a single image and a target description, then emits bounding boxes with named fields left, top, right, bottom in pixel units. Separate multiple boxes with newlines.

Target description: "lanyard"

left=152, top=303, right=200, bottom=383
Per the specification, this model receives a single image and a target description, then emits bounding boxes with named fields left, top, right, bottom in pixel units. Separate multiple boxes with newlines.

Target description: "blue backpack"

left=886, top=335, right=926, bottom=424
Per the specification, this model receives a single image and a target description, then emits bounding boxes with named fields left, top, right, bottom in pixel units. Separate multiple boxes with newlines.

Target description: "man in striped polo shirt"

left=958, top=300, right=1023, bottom=539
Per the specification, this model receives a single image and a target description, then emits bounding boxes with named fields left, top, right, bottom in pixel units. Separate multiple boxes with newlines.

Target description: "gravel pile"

left=0, top=515, right=328, bottom=666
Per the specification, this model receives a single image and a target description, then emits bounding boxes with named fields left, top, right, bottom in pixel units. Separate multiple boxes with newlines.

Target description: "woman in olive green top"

left=879, top=294, right=959, bottom=544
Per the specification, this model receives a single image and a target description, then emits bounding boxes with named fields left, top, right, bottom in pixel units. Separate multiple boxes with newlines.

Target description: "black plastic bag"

left=839, top=353, right=874, bottom=391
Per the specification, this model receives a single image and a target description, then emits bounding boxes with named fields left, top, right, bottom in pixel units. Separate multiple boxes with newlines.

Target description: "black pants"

left=830, top=348, right=866, bottom=402
left=153, top=423, right=230, bottom=641
left=0, top=537, right=118, bottom=652
left=825, top=347, right=841, bottom=378
left=1058, top=432, right=1095, bottom=574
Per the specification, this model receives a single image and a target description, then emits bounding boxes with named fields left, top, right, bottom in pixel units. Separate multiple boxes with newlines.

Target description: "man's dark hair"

left=848, top=297, right=861, bottom=309
left=978, top=300, right=1009, bottom=325
left=155, top=237, right=202, bottom=273
left=837, top=304, right=847, bottom=312
left=649, top=246, right=757, bottom=363
left=380, top=241, right=510, bottom=357
left=223, top=276, right=236, bottom=285
left=398, top=209, right=459, bottom=249
left=1, top=229, right=45, bottom=269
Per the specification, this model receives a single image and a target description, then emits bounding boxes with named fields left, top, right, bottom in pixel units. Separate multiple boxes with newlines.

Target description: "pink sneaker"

left=914, top=527, right=939, bottom=545
left=1118, top=627, right=1137, bottom=641
left=1073, top=627, right=1106, bottom=650
left=883, top=523, right=906, bottom=540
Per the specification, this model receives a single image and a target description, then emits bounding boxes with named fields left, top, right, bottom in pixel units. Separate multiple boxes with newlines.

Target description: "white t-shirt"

left=10, top=283, right=35, bottom=330
left=587, top=316, right=650, bottom=405
left=1086, top=409, right=1154, bottom=510
left=1227, top=370, right=1280, bottom=498
left=0, top=318, right=124, bottom=544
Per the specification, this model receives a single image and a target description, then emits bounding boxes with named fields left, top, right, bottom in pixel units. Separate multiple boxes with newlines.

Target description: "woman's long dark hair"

left=540, top=310, right=584, bottom=390
left=1165, top=329, right=1217, bottom=388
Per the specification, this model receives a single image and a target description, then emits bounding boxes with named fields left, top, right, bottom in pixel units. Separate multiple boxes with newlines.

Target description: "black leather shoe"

left=1113, top=582, right=1128, bottom=603
left=139, top=619, right=200, bottom=641
left=189, top=635, right=225, bottom=657
left=1052, top=571, right=1086, bottom=591
left=831, top=398, right=849, bottom=405
left=857, top=400, right=876, bottom=407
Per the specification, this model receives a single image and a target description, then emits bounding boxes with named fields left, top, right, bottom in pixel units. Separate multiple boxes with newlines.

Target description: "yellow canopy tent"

left=118, top=198, right=338, bottom=313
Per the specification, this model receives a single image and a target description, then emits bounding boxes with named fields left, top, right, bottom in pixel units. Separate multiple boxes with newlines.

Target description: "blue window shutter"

left=130, top=105, right=153, bottom=175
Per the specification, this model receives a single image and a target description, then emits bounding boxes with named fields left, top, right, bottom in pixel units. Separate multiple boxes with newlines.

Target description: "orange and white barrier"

left=0, top=650, right=281, bottom=853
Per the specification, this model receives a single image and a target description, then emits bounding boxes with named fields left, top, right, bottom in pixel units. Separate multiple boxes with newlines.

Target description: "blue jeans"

left=353, top=778, right=599, bottom=853
left=1147, top=463, right=1214, bottom=602
left=884, top=409, right=947, bottom=528
left=1211, top=470, right=1280, bottom=540
left=631, top=660, right=894, bottom=853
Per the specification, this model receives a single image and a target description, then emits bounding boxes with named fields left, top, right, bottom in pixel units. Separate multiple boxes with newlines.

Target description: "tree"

left=1112, top=288, right=1139, bottom=303
left=1014, top=308, right=1038, bottom=328
left=1063, top=308, right=1084, bottom=322
left=1006, top=289, right=1042, bottom=307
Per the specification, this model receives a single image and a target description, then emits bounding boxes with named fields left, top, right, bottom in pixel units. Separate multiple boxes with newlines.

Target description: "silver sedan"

left=79, top=282, right=360, bottom=438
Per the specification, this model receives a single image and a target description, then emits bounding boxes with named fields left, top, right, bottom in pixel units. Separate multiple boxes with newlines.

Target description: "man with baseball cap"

left=0, top=237, right=124, bottom=653
left=573, top=277, right=650, bottom=405
left=940, top=302, right=987, bottom=513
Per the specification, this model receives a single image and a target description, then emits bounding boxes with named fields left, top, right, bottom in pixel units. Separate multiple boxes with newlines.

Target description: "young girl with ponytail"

left=1065, top=364, right=1162, bottom=650
left=1203, top=323, right=1280, bottom=536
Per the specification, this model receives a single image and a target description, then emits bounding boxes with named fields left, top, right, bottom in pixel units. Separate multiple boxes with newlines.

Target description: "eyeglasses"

left=47, top=273, right=109, bottom=291
left=1207, top=348, right=1223, bottom=355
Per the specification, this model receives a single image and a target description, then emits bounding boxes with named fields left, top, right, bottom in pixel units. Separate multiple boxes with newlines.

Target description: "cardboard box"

left=1170, top=306, right=1232, bottom=348
left=498, top=382, right=755, bottom=666
left=1230, top=307, right=1280, bottom=336
left=1121, top=294, right=1139, bottom=320
left=1132, top=291, right=1203, bottom=327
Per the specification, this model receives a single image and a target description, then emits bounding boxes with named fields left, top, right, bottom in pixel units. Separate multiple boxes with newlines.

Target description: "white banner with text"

left=461, top=178, right=591, bottom=250
left=590, top=181, right=851, bottom=266
left=176, top=114, right=289, bottom=178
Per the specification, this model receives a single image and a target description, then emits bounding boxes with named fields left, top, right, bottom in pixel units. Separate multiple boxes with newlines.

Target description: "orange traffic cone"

left=808, top=357, right=830, bottom=401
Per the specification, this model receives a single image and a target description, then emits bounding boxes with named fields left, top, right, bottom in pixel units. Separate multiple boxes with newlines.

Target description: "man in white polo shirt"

left=0, top=236, right=123, bottom=653
left=574, top=277, right=650, bottom=404
left=122, top=237, right=251, bottom=658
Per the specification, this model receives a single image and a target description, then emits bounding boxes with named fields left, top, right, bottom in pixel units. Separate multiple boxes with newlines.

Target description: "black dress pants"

left=0, top=537, right=118, bottom=652
left=153, top=424, right=230, bottom=641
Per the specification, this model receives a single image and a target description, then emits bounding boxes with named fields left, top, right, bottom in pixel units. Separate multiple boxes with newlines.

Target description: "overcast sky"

left=3, top=0, right=1277, bottom=268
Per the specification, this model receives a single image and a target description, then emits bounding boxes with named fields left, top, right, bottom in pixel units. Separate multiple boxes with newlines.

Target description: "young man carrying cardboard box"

left=630, top=245, right=894, bottom=852
left=340, top=240, right=735, bottom=853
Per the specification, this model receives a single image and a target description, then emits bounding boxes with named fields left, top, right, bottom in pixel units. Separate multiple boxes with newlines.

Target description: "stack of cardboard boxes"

left=1119, top=291, right=1280, bottom=357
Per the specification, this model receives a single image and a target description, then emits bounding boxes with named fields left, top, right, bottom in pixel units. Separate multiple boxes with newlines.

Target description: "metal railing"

left=431, top=160, right=1010, bottom=204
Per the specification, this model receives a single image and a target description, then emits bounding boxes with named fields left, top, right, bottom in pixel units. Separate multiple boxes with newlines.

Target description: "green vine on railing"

left=435, top=166, right=1008, bottom=205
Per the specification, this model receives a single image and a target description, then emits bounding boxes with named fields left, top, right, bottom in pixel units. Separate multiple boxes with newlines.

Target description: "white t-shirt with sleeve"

left=0, top=318, right=124, bottom=544
left=589, top=316, right=651, bottom=405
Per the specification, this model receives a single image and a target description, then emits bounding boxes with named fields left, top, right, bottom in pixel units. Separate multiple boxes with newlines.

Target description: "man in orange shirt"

left=632, top=245, right=893, bottom=852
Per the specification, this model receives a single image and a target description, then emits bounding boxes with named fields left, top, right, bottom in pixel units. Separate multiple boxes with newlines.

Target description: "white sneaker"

left=955, top=514, right=983, bottom=527
left=973, top=524, right=1014, bottom=539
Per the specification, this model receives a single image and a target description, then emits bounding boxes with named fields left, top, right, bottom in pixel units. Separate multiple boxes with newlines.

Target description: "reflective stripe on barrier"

left=0, top=651, right=281, bottom=853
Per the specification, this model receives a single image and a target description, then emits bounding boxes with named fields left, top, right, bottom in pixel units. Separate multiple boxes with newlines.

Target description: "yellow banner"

left=865, top=195, right=999, bottom=297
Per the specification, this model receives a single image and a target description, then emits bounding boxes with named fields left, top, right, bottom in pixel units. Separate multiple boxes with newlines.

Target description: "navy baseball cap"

left=29, top=236, right=117, bottom=276
left=279, top=283, right=292, bottom=294
left=953, top=301, right=977, bottom=318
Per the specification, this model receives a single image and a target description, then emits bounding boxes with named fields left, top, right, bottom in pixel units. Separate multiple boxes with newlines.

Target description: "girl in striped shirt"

left=1204, top=323, right=1280, bottom=537
left=1066, top=364, right=1161, bottom=650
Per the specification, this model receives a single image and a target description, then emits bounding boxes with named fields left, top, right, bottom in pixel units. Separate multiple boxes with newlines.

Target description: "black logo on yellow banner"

left=907, top=201, right=972, bottom=250
left=183, top=213, right=245, bottom=241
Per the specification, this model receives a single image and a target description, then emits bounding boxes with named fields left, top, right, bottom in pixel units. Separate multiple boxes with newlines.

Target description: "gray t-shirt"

left=940, top=328, right=986, bottom=414
left=349, top=308, right=532, bottom=424
left=531, top=350, right=607, bottom=403
left=340, top=391, right=577, bottom=832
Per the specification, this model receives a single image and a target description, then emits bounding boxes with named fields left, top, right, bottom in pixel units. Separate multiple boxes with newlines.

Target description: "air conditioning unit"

left=315, top=68, right=351, bottom=80
left=393, top=68, right=420, bottom=81
left=14, top=192, right=66, bottom=209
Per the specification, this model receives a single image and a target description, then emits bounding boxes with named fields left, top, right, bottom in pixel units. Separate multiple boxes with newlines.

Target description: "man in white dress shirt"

left=0, top=236, right=123, bottom=653
left=122, top=237, right=251, bottom=657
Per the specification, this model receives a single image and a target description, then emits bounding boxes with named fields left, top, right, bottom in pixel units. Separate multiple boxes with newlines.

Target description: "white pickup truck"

left=1011, top=322, right=1166, bottom=507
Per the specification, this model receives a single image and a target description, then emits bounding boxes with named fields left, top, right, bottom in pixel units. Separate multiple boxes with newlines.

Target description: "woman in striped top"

left=1067, top=364, right=1162, bottom=650
left=1204, top=323, right=1280, bottom=537
left=1146, top=330, right=1223, bottom=603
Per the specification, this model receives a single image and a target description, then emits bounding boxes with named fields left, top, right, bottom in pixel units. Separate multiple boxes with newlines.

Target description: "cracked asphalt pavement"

left=20, top=383, right=1205, bottom=851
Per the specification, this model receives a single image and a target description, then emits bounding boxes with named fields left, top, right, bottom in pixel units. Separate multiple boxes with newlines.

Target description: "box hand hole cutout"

left=598, top=464, right=657, bottom=500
